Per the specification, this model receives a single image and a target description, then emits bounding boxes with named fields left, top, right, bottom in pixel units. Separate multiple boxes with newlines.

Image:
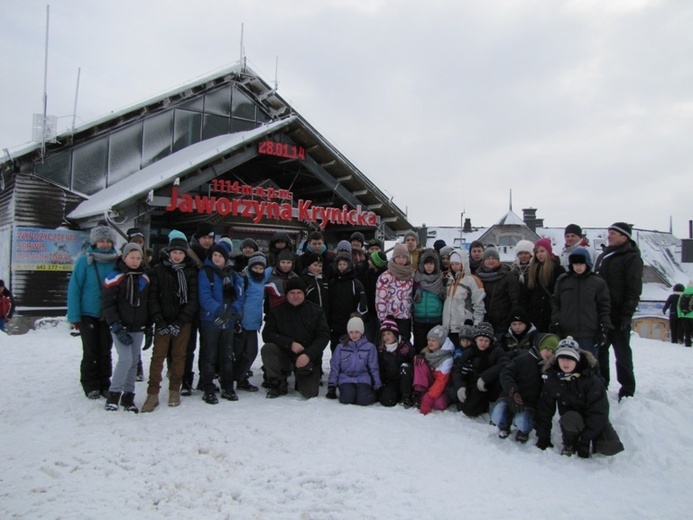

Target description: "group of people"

left=663, top=282, right=693, bottom=347
left=66, top=220, right=645, bottom=457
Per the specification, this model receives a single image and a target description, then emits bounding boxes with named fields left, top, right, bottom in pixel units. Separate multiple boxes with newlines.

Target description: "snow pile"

left=1, top=325, right=692, bottom=519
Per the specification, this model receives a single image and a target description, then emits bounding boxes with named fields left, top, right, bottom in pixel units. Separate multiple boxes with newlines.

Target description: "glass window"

left=142, top=111, right=173, bottom=167
left=72, top=136, right=108, bottom=195
left=498, top=236, right=518, bottom=246
left=179, top=96, right=203, bottom=112
left=173, top=109, right=202, bottom=152
left=256, top=107, right=271, bottom=123
left=232, top=88, right=256, bottom=120
left=202, top=114, right=230, bottom=140
left=35, top=150, right=71, bottom=188
left=231, top=118, right=257, bottom=132
left=108, top=122, right=143, bottom=185
left=204, top=86, right=231, bottom=116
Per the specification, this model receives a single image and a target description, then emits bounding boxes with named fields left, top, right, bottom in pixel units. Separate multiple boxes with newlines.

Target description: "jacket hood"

left=417, top=250, right=440, bottom=274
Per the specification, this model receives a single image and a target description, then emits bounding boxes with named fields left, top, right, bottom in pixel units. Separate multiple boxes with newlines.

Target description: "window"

left=142, top=111, right=173, bottom=167
left=72, top=137, right=108, bottom=194
left=232, top=88, right=256, bottom=120
left=108, top=122, right=143, bottom=185
left=202, top=114, right=230, bottom=140
left=173, top=109, right=202, bottom=152
left=204, top=86, right=231, bottom=116
left=35, top=150, right=71, bottom=188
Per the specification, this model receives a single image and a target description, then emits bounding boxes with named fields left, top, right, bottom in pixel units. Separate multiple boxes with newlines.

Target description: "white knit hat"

left=347, top=316, right=365, bottom=334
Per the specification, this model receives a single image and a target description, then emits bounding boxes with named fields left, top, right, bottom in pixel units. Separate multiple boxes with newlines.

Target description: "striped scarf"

left=164, top=259, right=188, bottom=304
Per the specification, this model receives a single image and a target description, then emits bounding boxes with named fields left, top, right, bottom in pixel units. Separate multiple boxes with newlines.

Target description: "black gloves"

left=213, top=305, right=236, bottom=327
left=111, top=322, right=132, bottom=346
left=325, top=386, right=337, bottom=399
left=143, top=326, right=154, bottom=350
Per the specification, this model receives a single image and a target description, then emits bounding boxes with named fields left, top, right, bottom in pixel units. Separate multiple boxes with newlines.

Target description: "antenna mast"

left=274, top=55, right=279, bottom=90
left=240, top=23, right=246, bottom=70
left=41, top=4, right=51, bottom=159
left=71, top=67, right=81, bottom=136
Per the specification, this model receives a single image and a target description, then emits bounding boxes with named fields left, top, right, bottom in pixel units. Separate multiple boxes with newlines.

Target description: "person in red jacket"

left=0, top=279, right=14, bottom=333
left=412, top=325, right=454, bottom=415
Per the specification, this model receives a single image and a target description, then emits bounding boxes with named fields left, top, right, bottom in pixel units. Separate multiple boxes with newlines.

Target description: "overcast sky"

left=2, top=0, right=692, bottom=235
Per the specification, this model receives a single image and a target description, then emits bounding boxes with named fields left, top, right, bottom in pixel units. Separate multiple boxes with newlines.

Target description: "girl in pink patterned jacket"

left=376, top=243, right=414, bottom=342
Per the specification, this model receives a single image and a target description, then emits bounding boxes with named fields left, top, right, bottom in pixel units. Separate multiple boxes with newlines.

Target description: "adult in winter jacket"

left=375, top=243, right=414, bottom=341
left=559, top=223, right=596, bottom=270
left=522, top=238, right=565, bottom=333
left=677, top=281, right=693, bottom=347
left=142, top=231, right=199, bottom=412
left=328, top=254, right=368, bottom=351
left=261, top=277, right=331, bottom=399
left=197, top=240, right=246, bottom=404
left=376, top=316, right=415, bottom=407
left=511, top=240, right=533, bottom=307
left=67, top=222, right=119, bottom=399
left=663, top=283, right=685, bottom=344
left=102, top=243, right=151, bottom=413
left=475, top=247, right=520, bottom=335
left=0, top=279, right=14, bottom=332
left=551, top=247, right=612, bottom=356
left=594, top=222, right=643, bottom=400
left=412, top=250, right=446, bottom=352
left=441, top=248, right=485, bottom=347
left=535, top=337, right=624, bottom=458
left=327, top=316, right=381, bottom=406
left=492, top=332, right=559, bottom=442
left=456, top=322, right=508, bottom=417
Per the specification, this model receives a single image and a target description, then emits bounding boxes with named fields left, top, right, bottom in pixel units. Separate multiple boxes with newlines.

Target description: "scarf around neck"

left=164, top=258, right=188, bottom=304
left=387, top=259, right=414, bottom=281
left=425, top=347, right=452, bottom=370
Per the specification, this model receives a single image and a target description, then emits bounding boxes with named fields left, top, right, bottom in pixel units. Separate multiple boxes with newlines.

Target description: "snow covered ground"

left=1, top=323, right=692, bottom=519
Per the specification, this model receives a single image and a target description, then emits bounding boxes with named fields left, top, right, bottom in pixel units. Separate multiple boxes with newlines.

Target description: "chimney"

left=463, top=218, right=472, bottom=233
left=522, top=207, right=543, bottom=233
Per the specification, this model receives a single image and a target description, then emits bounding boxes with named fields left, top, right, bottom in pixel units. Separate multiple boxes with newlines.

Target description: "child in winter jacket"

left=522, top=238, right=565, bottom=333
left=412, top=325, right=455, bottom=415
left=235, top=251, right=268, bottom=392
left=412, top=250, right=446, bottom=353
left=551, top=247, right=613, bottom=356
left=0, top=279, right=14, bottom=333
left=441, top=248, right=486, bottom=347
left=447, top=321, right=476, bottom=407
left=535, top=337, right=624, bottom=457
left=198, top=240, right=245, bottom=404
left=327, top=316, right=381, bottom=405
left=142, top=231, right=199, bottom=412
left=264, top=249, right=299, bottom=310
left=376, top=243, right=414, bottom=341
left=456, top=322, right=508, bottom=417
left=377, top=316, right=415, bottom=407
left=102, top=243, right=151, bottom=413
left=328, top=254, right=368, bottom=351
left=499, top=306, right=538, bottom=354
left=491, top=332, right=559, bottom=442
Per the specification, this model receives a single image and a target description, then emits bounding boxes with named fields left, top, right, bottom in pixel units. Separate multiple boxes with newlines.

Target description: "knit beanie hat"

left=168, top=229, right=188, bottom=253
left=347, top=316, right=365, bottom=334
left=427, top=325, right=447, bottom=346
left=433, top=239, right=447, bottom=252
left=303, top=253, right=323, bottom=267
left=515, top=240, right=534, bottom=256
left=212, top=241, right=232, bottom=262
left=277, top=249, right=294, bottom=263
left=247, top=251, right=266, bottom=269
left=392, top=243, right=409, bottom=259
left=474, top=321, right=495, bottom=341
left=569, top=247, right=593, bottom=270
left=370, top=251, right=388, bottom=268
left=404, top=230, right=419, bottom=244
left=556, top=336, right=581, bottom=362
left=336, top=240, right=352, bottom=255
left=482, top=247, right=500, bottom=261
left=564, top=224, right=582, bottom=237
left=609, top=222, right=632, bottom=240
left=366, top=238, right=383, bottom=251
left=535, top=333, right=559, bottom=352
left=459, top=321, right=476, bottom=341
left=285, top=276, right=307, bottom=295
left=534, top=238, right=553, bottom=256
left=122, top=242, right=143, bottom=258
left=440, top=246, right=454, bottom=258
left=126, top=227, right=145, bottom=241
left=90, top=221, right=115, bottom=246
left=349, top=232, right=365, bottom=246
left=195, top=222, right=215, bottom=238
left=449, top=251, right=462, bottom=264
left=240, top=238, right=259, bottom=252
left=380, top=316, right=400, bottom=335
left=508, top=306, right=532, bottom=329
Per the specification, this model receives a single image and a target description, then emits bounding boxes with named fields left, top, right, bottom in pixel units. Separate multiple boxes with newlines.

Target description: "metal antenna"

left=274, top=55, right=279, bottom=90
left=41, top=4, right=50, bottom=159
left=71, top=67, right=81, bottom=136
left=240, top=23, right=245, bottom=70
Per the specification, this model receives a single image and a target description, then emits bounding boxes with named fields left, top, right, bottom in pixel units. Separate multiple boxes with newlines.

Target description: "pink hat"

left=534, top=238, right=553, bottom=256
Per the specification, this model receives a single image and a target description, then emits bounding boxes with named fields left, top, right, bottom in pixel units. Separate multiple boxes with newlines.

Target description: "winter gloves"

left=477, top=378, right=487, bottom=392
left=143, top=326, right=154, bottom=350
left=214, top=304, right=237, bottom=327
left=457, top=387, right=467, bottom=403
left=419, top=393, right=435, bottom=415
left=110, top=322, right=132, bottom=345
left=326, top=386, right=337, bottom=400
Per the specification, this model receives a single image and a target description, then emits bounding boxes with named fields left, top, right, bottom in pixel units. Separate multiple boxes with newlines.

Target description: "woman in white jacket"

left=441, top=248, right=486, bottom=346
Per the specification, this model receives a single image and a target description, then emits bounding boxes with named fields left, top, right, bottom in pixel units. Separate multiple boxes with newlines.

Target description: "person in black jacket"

left=593, top=222, right=643, bottom=401
left=261, top=277, right=330, bottom=399
left=552, top=247, right=613, bottom=356
left=492, top=333, right=558, bottom=442
left=376, top=316, right=415, bottom=407
left=0, top=279, right=15, bottom=333
left=142, top=231, right=199, bottom=412
left=102, top=243, right=151, bottom=413
left=475, top=247, right=520, bottom=335
left=328, top=254, right=368, bottom=352
left=535, top=337, right=624, bottom=458
left=663, top=283, right=685, bottom=344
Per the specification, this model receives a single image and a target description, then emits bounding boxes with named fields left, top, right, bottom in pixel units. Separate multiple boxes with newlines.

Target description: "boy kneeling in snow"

left=535, top=337, right=624, bottom=457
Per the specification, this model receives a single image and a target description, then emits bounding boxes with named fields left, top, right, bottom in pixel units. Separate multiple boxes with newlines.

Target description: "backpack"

left=679, top=293, right=693, bottom=315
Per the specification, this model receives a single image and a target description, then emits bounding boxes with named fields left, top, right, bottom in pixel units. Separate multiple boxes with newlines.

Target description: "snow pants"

left=110, top=331, right=143, bottom=394
left=79, top=316, right=113, bottom=396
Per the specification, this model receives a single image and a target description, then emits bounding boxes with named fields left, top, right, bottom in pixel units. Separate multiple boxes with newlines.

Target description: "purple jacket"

left=329, top=336, right=382, bottom=389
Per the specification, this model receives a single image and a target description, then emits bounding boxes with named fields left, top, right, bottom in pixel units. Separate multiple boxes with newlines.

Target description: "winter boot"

left=412, top=391, right=423, bottom=409
left=400, top=394, right=415, bottom=409
left=515, top=431, right=529, bottom=443
left=221, top=389, right=239, bottom=401
left=105, top=392, right=121, bottom=411
left=498, top=429, right=511, bottom=439
left=237, top=379, right=259, bottom=392
left=266, top=380, right=289, bottom=399
left=168, top=390, right=181, bottom=407
left=87, top=390, right=101, bottom=400
left=202, top=392, right=219, bottom=405
left=141, top=394, right=159, bottom=413
left=120, top=392, right=139, bottom=413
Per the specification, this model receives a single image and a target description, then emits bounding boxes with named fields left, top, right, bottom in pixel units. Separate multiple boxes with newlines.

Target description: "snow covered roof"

left=494, top=210, right=526, bottom=226
left=67, top=118, right=294, bottom=220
